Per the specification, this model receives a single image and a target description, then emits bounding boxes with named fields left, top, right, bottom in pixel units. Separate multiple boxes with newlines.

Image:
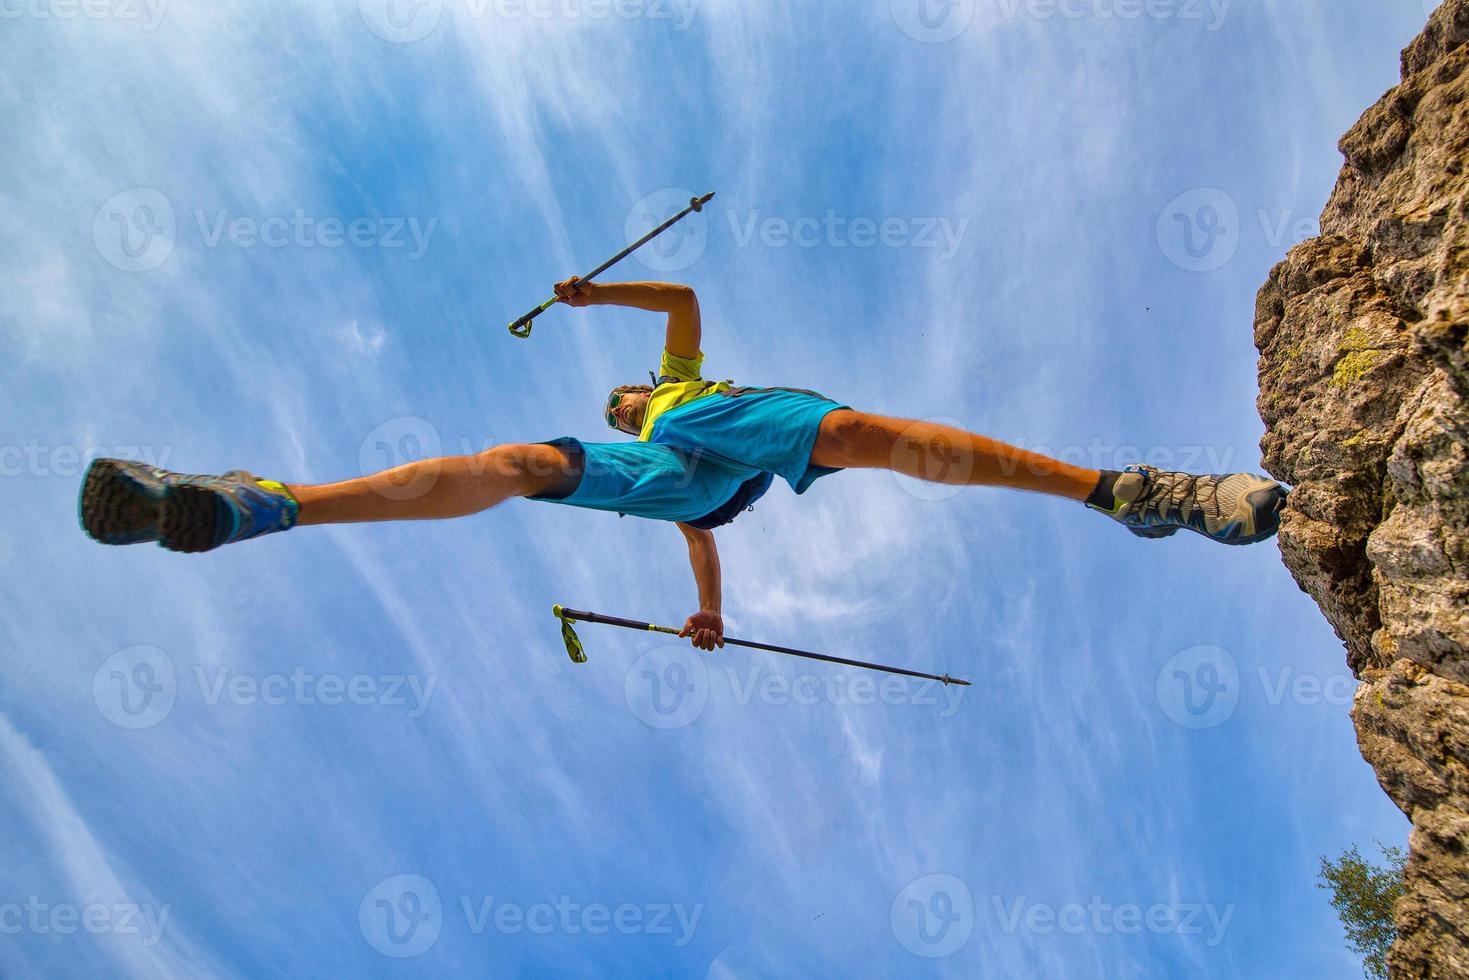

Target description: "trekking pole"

left=552, top=605, right=971, bottom=687
left=508, top=192, right=715, bottom=339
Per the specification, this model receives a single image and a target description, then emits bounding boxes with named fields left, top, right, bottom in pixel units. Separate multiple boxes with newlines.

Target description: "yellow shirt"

left=638, top=349, right=731, bottom=441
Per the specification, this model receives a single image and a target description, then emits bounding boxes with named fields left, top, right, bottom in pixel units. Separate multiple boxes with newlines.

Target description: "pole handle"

left=508, top=297, right=556, bottom=338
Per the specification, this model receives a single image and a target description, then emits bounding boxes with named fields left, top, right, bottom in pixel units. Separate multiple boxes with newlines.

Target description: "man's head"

left=605, top=384, right=652, bottom=436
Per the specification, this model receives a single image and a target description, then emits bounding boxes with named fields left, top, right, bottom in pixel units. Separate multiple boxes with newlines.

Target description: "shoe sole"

left=79, top=458, right=163, bottom=546
left=158, top=485, right=225, bottom=553
left=1201, top=484, right=1288, bottom=547
left=1228, top=484, right=1289, bottom=546
left=1126, top=482, right=1289, bottom=546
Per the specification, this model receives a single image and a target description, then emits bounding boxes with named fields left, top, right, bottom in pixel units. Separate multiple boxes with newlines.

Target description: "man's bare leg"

left=79, top=442, right=584, bottom=552
left=807, top=409, right=1289, bottom=545
left=290, top=443, right=581, bottom=525
left=809, top=410, right=1099, bottom=500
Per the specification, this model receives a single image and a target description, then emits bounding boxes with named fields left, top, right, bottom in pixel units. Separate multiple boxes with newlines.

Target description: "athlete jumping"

left=79, top=278, right=1288, bottom=651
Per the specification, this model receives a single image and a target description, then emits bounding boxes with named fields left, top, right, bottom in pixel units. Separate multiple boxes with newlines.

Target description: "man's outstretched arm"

left=675, top=522, right=724, bottom=651
left=554, top=279, right=701, bottom=359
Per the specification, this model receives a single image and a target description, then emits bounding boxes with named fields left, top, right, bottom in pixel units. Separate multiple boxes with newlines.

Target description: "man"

left=79, top=278, right=1288, bottom=651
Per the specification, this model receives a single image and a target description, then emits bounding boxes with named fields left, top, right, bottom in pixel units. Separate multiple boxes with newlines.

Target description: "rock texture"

left=1254, top=2, right=1469, bottom=975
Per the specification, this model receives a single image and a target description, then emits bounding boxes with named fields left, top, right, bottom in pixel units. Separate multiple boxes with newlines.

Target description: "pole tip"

left=552, top=603, right=564, bottom=618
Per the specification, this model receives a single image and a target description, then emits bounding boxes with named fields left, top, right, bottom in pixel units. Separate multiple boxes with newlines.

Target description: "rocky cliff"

left=1254, top=2, right=1469, bottom=975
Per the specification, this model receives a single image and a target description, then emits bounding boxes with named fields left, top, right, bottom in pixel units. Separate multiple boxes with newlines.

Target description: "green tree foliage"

left=1317, top=841, right=1408, bottom=980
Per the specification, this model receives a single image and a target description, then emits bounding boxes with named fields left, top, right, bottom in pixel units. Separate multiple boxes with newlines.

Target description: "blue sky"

left=0, top=0, right=1437, bottom=975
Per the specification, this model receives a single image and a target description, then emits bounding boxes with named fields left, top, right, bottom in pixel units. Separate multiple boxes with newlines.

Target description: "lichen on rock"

left=1255, top=1, right=1469, bottom=975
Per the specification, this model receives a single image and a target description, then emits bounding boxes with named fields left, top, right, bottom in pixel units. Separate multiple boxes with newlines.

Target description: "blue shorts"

left=531, top=388, right=848, bottom=525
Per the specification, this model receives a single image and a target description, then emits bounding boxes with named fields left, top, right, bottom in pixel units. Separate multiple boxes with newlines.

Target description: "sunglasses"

left=605, top=392, right=625, bottom=429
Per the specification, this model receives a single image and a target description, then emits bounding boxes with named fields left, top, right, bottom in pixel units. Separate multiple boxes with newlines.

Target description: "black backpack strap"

left=684, top=472, right=774, bottom=530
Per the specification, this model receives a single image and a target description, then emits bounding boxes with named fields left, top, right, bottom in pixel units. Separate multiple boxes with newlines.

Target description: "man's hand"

left=679, top=609, right=725, bottom=651
left=554, top=276, right=595, bottom=307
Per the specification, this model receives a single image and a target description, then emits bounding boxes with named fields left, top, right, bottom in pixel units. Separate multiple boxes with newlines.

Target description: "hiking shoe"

left=80, top=458, right=195, bottom=545
left=158, top=471, right=300, bottom=553
left=1089, top=465, right=1287, bottom=546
